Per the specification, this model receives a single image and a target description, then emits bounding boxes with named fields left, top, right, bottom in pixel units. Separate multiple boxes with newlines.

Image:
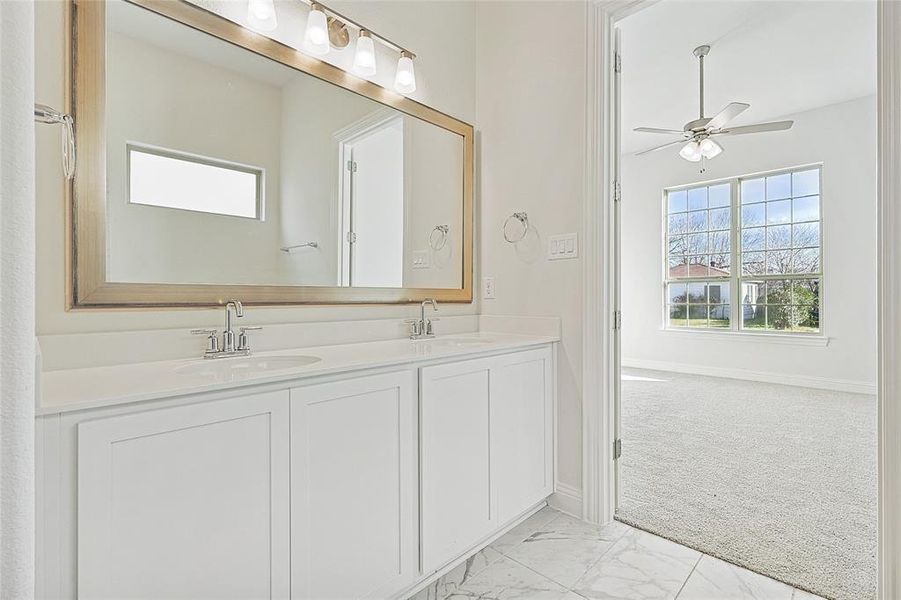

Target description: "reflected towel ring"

left=503, top=212, right=529, bottom=243
left=429, top=225, right=449, bottom=250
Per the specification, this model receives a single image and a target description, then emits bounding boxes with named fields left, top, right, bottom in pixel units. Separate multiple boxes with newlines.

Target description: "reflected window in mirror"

left=127, top=145, right=263, bottom=219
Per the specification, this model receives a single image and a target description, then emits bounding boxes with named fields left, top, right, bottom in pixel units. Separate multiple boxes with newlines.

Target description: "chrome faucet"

left=191, top=299, right=262, bottom=359
left=406, top=299, right=439, bottom=339
left=223, top=300, right=243, bottom=352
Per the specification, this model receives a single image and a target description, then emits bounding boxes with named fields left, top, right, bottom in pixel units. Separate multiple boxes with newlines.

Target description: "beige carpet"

left=616, top=368, right=877, bottom=600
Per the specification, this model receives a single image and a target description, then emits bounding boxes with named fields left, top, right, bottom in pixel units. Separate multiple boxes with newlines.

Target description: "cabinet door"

left=492, top=347, right=555, bottom=523
left=78, top=391, right=290, bottom=600
left=420, top=358, right=495, bottom=573
left=291, top=371, right=417, bottom=600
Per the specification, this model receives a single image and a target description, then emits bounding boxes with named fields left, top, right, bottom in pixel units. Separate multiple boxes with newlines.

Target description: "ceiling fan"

left=634, top=45, right=793, bottom=162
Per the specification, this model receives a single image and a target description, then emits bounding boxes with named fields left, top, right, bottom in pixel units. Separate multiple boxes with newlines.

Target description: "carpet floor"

left=616, top=369, right=877, bottom=600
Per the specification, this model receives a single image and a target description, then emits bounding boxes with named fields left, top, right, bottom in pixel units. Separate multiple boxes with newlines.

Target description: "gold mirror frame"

left=68, top=0, right=474, bottom=308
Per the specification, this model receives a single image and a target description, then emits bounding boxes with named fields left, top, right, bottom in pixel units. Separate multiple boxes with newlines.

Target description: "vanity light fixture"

left=246, top=0, right=278, bottom=32
left=304, top=3, right=330, bottom=55
left=353, top=30, right=377, bottom=77
left=245, top=0, right=417, bottom=89
left=394, top=50, right=416, bottom=94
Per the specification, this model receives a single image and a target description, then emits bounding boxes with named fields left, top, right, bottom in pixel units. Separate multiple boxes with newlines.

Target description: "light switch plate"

left=412, top=250, right=430, bottom=269
left=548, top=233, right=579, bottom=260
left=483, top=277, right=496, bottom=299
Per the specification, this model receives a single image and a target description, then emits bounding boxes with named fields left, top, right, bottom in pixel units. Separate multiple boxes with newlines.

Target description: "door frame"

left=334, top=110, right=408, bottom=286
left=583, top=1, right=901, bottom=597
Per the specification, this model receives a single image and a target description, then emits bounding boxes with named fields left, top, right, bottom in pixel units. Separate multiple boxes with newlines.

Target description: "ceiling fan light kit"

left=635, top=45, right=794, bottom=164
left=679, top=140, right=702, bottom=162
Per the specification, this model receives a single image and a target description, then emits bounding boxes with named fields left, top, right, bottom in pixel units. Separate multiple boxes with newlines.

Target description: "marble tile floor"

left=409, top=506, right=827, bottom=600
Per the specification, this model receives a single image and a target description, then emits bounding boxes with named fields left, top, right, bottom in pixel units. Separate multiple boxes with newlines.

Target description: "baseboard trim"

left=622, top=358, right=877, bottom=395
left=549, top=482, right=583, bottom=518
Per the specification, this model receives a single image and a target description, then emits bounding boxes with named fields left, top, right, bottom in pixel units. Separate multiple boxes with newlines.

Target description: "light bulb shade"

left=304, top=5, right=330, bottom=55
left=247, top=0, right=277, bottom=31
left=679, top=141, right=703, bottom=162
left=394, top=53, right=416, bottom=94
left=699, top=137, right=723, bottom=159
left=353, top=31, right=377, bottom=76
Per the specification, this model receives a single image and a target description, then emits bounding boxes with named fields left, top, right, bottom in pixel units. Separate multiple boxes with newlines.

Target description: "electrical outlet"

left=483, top=277, right=496, bottom=299
left=412, top=250, right=430, bottom=269
left=548, top=233, right=579, bottom=260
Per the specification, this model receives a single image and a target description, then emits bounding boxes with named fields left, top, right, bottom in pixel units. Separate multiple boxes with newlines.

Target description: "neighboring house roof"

left=669, top=263, right=731, bottom=278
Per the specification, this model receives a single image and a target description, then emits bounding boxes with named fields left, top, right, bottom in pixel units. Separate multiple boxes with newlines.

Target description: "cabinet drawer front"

left=420, top=358, right=495, bottom=572
left=77, top=391, right=290, bottom=600
left=291, top=371, right=417, bottom=600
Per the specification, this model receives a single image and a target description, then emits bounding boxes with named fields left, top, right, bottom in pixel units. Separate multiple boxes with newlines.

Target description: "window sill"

left=660, top=328, right=830, bottom=347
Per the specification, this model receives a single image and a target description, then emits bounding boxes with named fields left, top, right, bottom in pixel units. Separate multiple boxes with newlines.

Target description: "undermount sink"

left=176, top=355, right=321, bottom=377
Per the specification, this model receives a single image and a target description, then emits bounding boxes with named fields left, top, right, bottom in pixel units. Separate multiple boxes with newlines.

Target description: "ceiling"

left=109, top=0, right=296, bottom=87
left=618, top=0, right=876, bottom=154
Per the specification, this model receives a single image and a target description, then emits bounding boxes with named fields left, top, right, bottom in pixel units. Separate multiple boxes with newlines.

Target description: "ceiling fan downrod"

left=694, top=45, right=710, bottom=120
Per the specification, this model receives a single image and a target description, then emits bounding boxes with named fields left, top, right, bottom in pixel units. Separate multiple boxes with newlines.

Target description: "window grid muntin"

left=663, top=165, right=823, bottom=335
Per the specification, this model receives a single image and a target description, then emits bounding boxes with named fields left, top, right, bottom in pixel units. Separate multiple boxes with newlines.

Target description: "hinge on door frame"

left=614, top=52, right=622, bottom=74
left=346, top=231, right=357, bottom=244
left=614, top=438, right=622, bottom=460
left=613, top=180, right=622, bottom=203
left=613, top=310, right=622, bottom=331
left=346, top=160, right=357, bottom=172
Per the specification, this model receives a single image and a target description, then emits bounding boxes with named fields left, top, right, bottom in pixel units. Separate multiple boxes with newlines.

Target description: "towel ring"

left=503, top=212, right=529, bottom=243
left=429, top=225, right=449, bottom=250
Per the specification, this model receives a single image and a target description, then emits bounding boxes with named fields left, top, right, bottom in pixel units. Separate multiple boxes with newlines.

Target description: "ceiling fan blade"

left=634, top=127, right=686, bottom=135
left=706, top=102, right=751, bottom=131
left=635, top=138, right=686, bottom=156
left=718, top=120, right=794, bottom=135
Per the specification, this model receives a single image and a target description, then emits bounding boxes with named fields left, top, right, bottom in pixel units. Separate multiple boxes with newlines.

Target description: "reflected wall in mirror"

left=70, top=0, right=473, bottom=306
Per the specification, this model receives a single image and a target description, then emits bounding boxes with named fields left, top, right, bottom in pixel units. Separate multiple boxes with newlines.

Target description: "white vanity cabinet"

left=76, top=391, right=291, bottom=600
left=290, top=371, right=418, bottom=599
left=37, top=338, right=557, bottom=600
left=420, top=346, right=554, bottom=573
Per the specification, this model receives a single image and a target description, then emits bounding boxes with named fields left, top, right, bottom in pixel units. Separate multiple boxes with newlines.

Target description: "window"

left=127, top=144, right=263, bottom=219
left=664, top=166, right=822, bottom=334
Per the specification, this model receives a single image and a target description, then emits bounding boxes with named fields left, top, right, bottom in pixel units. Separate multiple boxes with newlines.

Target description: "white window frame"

left=126, top=142, right=265, bottom=220
left=662, top=163, right=824, bottom=337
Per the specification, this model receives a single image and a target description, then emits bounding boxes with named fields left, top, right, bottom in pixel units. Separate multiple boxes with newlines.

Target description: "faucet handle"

left=426, top=318, right=440, bottom=336
left=403, top=319, right=421, bottom=338
left=237, top=326, right=262, bottom=352
left=191, top=329, right=220, bottom=353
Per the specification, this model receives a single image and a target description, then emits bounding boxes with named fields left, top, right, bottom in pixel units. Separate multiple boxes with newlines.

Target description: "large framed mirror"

left=68, top=0, right=473, bottom=307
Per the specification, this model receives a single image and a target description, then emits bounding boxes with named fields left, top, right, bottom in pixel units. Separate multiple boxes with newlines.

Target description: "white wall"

left=476, top=0, right=588, bottom=496
left=621, top=96, right=878, bottom=389
left=35, top=0, right=476, bottom=336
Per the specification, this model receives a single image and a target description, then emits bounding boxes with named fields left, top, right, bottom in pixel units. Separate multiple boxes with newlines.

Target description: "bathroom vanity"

left=36, top=333, right=557, bottom=599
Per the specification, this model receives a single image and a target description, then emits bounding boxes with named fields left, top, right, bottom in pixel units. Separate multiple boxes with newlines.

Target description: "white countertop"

left=38, top=332, right=558, bottom=415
